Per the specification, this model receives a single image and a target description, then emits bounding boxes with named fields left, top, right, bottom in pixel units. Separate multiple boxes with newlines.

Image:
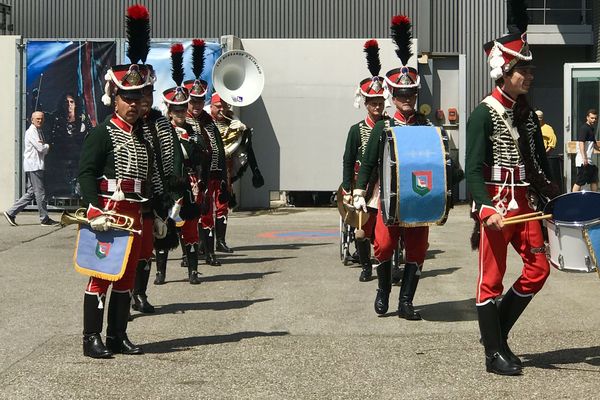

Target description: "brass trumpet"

left=60, top=208, right=141, bottom=234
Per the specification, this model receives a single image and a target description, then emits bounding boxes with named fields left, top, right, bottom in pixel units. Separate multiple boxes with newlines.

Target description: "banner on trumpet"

left=73, top=225, right=134, bottom=281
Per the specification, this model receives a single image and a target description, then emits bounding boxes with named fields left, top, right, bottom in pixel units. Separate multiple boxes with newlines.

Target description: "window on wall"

left=528, top=0, right=592, bottom=25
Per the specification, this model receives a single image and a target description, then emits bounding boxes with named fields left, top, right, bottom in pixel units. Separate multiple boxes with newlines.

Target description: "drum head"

left=379, top=133, right=397, bottom=225
left=544, top=191, right=600, bottom=222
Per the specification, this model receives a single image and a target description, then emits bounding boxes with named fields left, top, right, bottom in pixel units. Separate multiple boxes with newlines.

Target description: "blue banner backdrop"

left=26, top=41, right=117, bottom=201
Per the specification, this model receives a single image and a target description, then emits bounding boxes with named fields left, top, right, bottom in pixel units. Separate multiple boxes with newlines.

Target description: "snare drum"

left=379, top=125, right=448, bottom=227
left=544, top=191, right=600, bottom=273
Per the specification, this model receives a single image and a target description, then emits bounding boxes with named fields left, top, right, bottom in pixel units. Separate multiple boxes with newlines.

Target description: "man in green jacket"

left=341, top=39, right=387, bottom=282
left=465, top=2, right=558, bottom=375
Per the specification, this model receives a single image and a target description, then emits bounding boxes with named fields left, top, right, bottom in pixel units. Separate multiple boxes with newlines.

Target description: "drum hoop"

left=550, top=218, right=600, bottom=227
left=380, top=129, right=398, bottom=226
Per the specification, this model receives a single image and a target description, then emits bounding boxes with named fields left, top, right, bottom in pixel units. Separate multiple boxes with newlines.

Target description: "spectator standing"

left=572, top=109, right=599, bottom=192
left=4, top=111, right=58, bottom=226
left=535, top=110, right=556, bottom=153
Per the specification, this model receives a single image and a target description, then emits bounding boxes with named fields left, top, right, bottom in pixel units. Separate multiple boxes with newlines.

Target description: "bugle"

left=60, top=208, right=141, bottom=234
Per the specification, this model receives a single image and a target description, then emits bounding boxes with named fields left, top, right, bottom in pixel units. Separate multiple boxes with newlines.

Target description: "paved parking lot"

left=1, top=205, right=600, bottom=399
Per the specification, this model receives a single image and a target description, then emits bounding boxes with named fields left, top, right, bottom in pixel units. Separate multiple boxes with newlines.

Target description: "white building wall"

left=0, top=36, right=21, bottom=211
left=237, top=38, right=417, bottom=209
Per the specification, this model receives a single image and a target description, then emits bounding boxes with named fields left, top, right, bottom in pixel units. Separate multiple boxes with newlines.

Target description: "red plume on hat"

left=191, top=39, right=206, bottom=79
left=125, top=4, right=151, bottom=64
left=183, top=39, right=208, bottom=98
left=385, top=15, right=419, bottom=93
left=364, top=40, right=381, bottom=78
left=354, top=39, right=386, bottom=108
left=170, top=43, right=184, bottom=86
left=102, top=4, right=151, bottom=106
left=390, top=15, right=413, bottom=67
left=484, top=0, right=532, bottom=79
left=162, top=43, right=190, bottom=106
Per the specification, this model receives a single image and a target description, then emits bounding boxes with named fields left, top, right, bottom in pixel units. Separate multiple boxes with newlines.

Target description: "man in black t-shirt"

left=573, top=109, right=600, bottom=192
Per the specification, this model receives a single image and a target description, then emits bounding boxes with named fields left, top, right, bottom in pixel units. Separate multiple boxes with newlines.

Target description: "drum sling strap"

left=482, top=96, right=531, bottom=215
left=482, top=96, right=522, bottom=157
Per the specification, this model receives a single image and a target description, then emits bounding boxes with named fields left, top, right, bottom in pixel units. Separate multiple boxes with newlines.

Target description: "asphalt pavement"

left=1, top=205, right=600, bottom=399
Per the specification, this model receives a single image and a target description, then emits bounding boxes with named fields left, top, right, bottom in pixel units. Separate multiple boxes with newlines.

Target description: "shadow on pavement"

left=151, top=298, right=274, bottom=315
left=161, top=271, right=280, bottom=285
left=232, top=243, right=331, bottom=251
left=216, top=256, right=296, bottom=264
left=143, top=331, right=290, bottom=354
left=201, top=271, right=281, bottom=282
left=425, top=249, right=445, bottom=260
left=418, top=298, right=477, bottom=322
left=421, top=267, right=460, bottom=279
left=522, top=346, right=600, bottom=370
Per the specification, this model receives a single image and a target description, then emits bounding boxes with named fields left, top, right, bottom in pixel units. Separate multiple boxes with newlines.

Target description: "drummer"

left=465, top=4, right=559, bottom=375
left=341, top=39, right=388, bottom=282
left=353, top=16, right=432, bottom=320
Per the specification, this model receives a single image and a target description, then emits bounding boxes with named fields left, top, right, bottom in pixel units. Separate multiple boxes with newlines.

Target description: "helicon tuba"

left=212, top=50, right=264, bottom=107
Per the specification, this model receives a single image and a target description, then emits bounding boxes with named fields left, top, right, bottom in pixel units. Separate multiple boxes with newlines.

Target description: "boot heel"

left=485, top=352, right=522, bottom=375
left=83, top=334, right=112, bottom=359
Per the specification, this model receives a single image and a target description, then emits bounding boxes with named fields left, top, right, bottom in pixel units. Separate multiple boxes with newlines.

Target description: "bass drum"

left=544, top=191, right=600, bottom=273
left=379, top=125, right=448, bottom=227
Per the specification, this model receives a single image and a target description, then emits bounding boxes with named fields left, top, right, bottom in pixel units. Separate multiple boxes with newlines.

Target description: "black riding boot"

left=83, top=293, right=112, bottom=358
left=215, top=217, right=234, bottom=253
left=179, top=234, right=188, bottom=268
left=477, top=302, right=522, bottom=375
left=154, top=249, right=168, bottom=285
left=106, top=291, right=143, bottom=355
left=203, top=228, right=221, bottom=266
left=132, top=260, right=155, bottom=313
left=398, top=262, right=422, bottom=320
left=497, top=287, right=532, bottom=367
left=374, top=260, right=392, bottom=315
left=356, top=238, right=373, bottom=282
left=391, top=263, right=403, bottom=285
left=185, top=243, right=202, bottom=284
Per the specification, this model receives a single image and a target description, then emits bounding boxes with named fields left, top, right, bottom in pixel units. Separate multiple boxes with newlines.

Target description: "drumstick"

left=503, top=214, right=552, bottom=226
left=355, top=211, right=365, bottom=239
left=503, top=211, right=543, bottom=222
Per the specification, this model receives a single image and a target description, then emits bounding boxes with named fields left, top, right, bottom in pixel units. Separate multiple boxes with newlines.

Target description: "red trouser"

left=85, top=198, right=143, bottom=295
left=180, top=218, right=200, bottom=245
left=476, top=185, right=550, bottom=305
left=200, top=178, right=229, bottom=229
left=373, top=206, right=429, bottom=264
left=361, top=211, right=376, bottom=239
left=138, top=214, right=154, bottom=261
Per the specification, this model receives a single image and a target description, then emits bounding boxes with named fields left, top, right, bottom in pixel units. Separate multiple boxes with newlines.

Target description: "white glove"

left=87, top=204, right=112, bottom=232
left=341, top=189, right=353, bottom=208
left=229, top=120, right=246, bottom=131
left=153, top=216, right=168, bottom=239
left=169, top=199, right=182, bottom=221
left=352, top=189, right=367, bottom=213
left=89, top=215, right=112, bottom=232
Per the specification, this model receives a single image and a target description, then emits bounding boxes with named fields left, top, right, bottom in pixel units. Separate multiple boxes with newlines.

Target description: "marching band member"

left=355, top=15, right=457, bottom=320
left=209, top=93, right=264, bottom=250
left=155, top=43, right=207, bottom=285
left=132, top=15, right=183, bottom=314
left=466, top=0, right=558, bottom=375
left=78, top=4, right=152, bottom=358
left=184, top=39, right=227, bottom=266
left=341, top=39, right=387, bottom=282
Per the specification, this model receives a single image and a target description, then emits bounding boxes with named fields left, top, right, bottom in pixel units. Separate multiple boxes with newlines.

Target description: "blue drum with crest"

left=379, top=125, right=448, bottom=227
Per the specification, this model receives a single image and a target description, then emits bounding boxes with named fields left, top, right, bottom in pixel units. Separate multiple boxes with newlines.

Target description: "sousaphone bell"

left=212, top=50, right=264, bottom=107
